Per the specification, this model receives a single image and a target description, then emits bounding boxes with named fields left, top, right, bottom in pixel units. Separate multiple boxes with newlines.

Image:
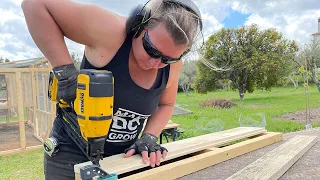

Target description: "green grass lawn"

left=0, top=149, right=44, bottom=180
left=173, top=85, right=320, bottom=138
left=1, top=85, right=320, bottom=179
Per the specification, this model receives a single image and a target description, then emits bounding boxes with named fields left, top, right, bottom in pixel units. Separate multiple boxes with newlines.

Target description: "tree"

left=194, top=24, right=298, bottom=100
left=294, top=38, right=320, bottom=91
left=0, top=57, right=10, bottom=63
left=70, top=52, right=82, bottom=69
left=179, top=60, right=197, bottom=96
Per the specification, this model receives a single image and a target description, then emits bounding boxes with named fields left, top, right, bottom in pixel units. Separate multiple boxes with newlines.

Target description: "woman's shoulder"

left=98, top=13, right=127, bottom=50
left=84, top=13, right=128, bottom=68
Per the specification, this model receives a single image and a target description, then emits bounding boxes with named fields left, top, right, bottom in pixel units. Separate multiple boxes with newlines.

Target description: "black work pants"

left=44, top=117, right=88, bottom=180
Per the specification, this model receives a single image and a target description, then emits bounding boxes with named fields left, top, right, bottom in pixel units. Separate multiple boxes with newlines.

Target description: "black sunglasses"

left=142, top=30, right=189, bottom=64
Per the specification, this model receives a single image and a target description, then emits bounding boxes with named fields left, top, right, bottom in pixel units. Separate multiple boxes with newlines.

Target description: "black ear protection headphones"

left=126, top=0, right=203, bottom=38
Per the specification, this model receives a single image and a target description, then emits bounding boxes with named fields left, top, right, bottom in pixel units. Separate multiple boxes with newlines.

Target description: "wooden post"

left=48, top=63, right=56, bottom=135
left=41, top=62, right=49, bottom=139
left=15, top=72, right=26, bottom=150
left=5, top=75, right=9, bottom=123
left=35, top=68, right=42, bottom=138
left=31, top=67, right=39, bottom=136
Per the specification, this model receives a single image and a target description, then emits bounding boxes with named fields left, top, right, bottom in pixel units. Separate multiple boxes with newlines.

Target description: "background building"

left=312, top=17, right=320, bottom=41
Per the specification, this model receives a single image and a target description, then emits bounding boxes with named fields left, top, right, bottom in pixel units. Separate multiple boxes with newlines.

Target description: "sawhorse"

left=160, top=121, right=182, bottom=144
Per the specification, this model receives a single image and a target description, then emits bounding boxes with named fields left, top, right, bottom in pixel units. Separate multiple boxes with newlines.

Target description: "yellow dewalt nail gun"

left=46, top=69, right=117, bottom=179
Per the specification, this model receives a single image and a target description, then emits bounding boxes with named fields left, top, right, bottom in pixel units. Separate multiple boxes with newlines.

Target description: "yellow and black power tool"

left=46, top=69, right=114, bottom=170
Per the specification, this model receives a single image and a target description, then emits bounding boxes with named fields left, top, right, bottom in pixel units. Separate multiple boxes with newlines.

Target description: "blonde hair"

left=146, top=0, right=200, bottom=48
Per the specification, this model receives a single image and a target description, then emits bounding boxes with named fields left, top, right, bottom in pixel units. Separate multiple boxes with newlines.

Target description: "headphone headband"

left=126, top=0, right=203, bottom=37
left=163, top=0, right=203, bottom=31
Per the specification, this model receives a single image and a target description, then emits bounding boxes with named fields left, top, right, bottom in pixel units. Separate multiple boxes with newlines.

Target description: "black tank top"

left=80, top=33, right=170, bottom=156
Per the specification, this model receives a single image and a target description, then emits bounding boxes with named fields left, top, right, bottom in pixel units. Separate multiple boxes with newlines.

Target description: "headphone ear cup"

left=126, top=4, right=151, bottom=37
left=133, top=7, right=151, bottom=38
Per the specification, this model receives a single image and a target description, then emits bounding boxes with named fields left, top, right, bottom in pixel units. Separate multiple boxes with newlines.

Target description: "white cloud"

left=0, top=8, right=23, bottom=25
left=11, top=0, right=23, bottom=6
left=201, top=13, right=224, bottom=35
left=244, top=9, right=320, bottom=43
left=245, top=14, right=275, bottom=30
left=231, top=1, right=249, bottom=14
left=230, top=0, right=320, bottom=44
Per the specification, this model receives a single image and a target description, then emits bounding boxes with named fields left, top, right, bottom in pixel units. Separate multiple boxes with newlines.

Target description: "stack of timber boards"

left=226, top=135, right=318, bottom=180
left=74, top=127, right=283, bottom=180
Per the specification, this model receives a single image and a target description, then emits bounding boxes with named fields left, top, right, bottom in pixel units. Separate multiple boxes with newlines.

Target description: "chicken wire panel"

left=22, top=72, right=33, bottom=108
left=5, top=73, right=17, bottom=108
left=0, top=74, right=7, bottom=102
left=37, top=72, right=44, bottom=111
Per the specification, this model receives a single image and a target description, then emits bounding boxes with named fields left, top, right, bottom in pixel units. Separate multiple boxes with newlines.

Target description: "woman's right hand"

left=52, top=64, right=79, bottom=104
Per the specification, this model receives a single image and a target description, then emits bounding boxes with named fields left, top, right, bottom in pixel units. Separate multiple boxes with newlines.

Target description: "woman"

left=22, top=0, right=202, bottom=179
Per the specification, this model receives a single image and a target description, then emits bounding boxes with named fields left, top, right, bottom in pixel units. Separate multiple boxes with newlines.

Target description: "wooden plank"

left=0, top=104, right=8, bottom=109
left=0, top=145, right=43, bottom=156
left=41, top=67, right=50, bottom=140
left=0, top=57, right=46, bottom=65
left=0, top=68, right=50, bottom=73
left=48, top=61, right=56, bottom=133
left=120, top=132, right=283, bottom=180
left=5, top=74, right=9, bottom=123
left=163, top=123, right=180, bottom=130
left=36, top=109, right=51, bottom=115
left=74, top=127, right=266, bottom=176
left=15, top=72, right=26, bottom=150
left=35, top=70, right=41, bottom=137
left=226, top=135, right=318, bottom=180
left=31, top=70, right=38, bottom=136
left=0, top=121, right=22, bottom=127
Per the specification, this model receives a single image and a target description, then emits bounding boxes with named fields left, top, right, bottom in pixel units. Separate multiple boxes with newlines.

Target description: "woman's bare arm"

left=142, top=61, right=183, bottom=136
left=21, top=0, right=124, bottom=67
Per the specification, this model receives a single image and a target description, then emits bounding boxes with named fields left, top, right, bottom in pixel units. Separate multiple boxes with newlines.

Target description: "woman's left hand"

left=123, top=133, right=168, bottom=168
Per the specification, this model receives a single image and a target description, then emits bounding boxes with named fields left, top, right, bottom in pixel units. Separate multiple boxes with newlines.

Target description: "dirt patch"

left=0, top=123, right=42, bottom=151
left=199, top=98, right=233, bottom=109
left=274, top=107, right=320, bottom=124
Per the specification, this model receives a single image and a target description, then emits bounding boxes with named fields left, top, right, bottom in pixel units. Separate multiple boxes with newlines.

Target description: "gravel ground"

left=178, top=127, right=320, bottom=180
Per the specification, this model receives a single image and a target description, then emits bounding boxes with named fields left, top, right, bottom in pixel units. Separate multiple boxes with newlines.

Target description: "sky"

left=0, top=0, right=320, bottom=61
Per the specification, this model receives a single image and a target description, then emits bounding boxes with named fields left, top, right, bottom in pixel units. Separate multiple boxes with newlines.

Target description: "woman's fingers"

left=156, top=150, right=162, bottom=166
left=123, top=149, right=135, bottom=158
left=149, top=151, right=156, bottom=167
left=162, top=149, right=168, bottom=159
left=124, top=144, right=168, bottom=168
left=141, top=151, right=149, bottom=164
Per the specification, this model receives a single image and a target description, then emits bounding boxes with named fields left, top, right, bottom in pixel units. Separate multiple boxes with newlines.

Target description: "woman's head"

left=131, top=0, right=201, bottom=70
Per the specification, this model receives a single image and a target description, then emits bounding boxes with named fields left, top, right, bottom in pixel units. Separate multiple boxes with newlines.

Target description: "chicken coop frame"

left=0, top=57, right=55, bottom=156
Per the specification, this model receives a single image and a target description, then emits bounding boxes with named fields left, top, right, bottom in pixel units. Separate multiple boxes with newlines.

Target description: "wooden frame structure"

left=74, top=127, right=284, bottom=180
left=74, top=127, right=317, bottom=180
left=0, top=57, right=55, bottom=156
